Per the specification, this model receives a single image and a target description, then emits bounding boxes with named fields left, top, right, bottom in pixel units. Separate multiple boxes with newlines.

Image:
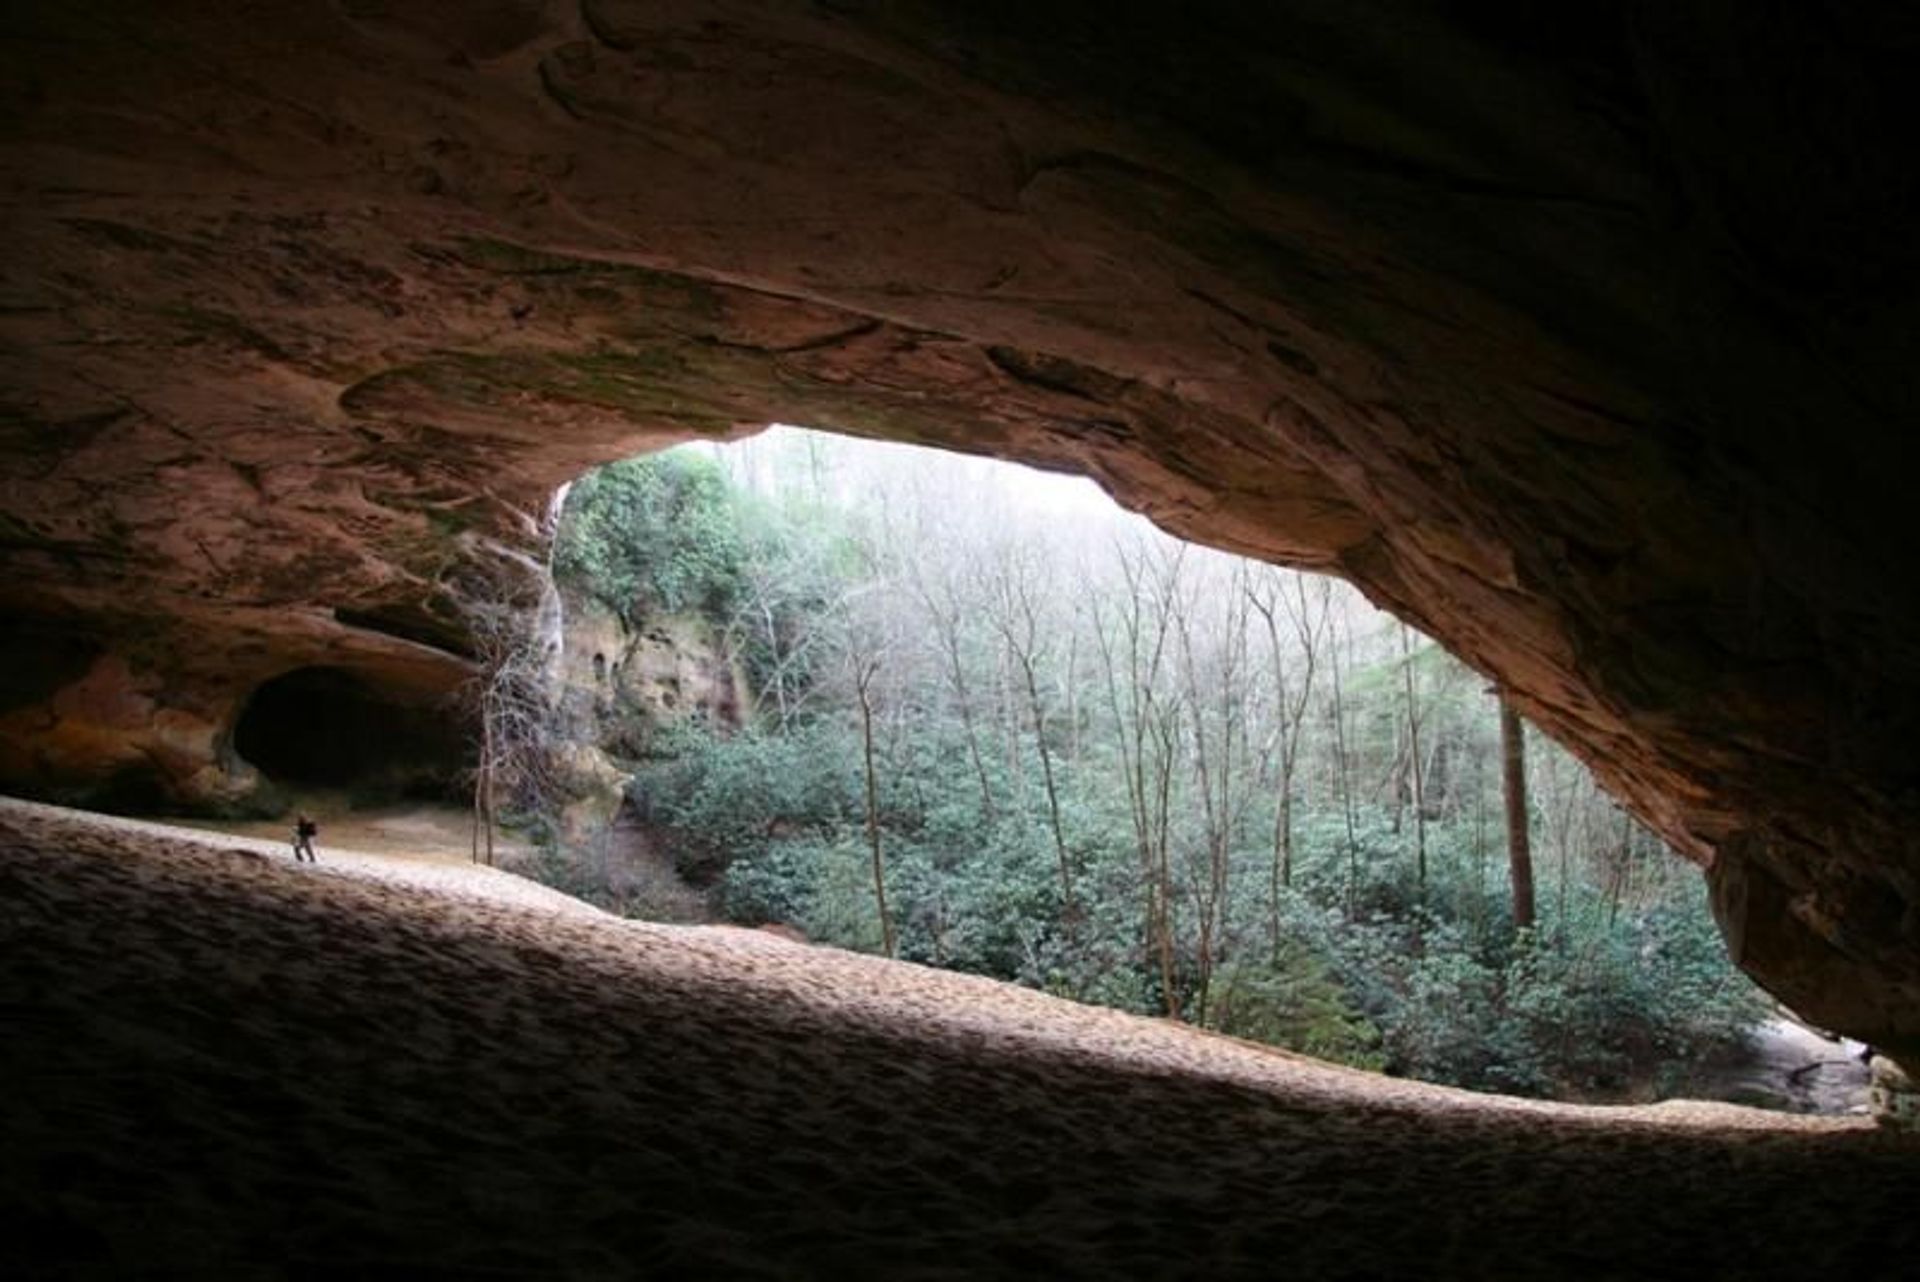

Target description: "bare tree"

left=1246, top=568, right=1326, bottom=959
left=445, top=498, right=577, bottom=869
left=1326, top=611, right=1361, bottom=917
left=854, top=653, right=896, bottom=958
left=983, top=540, right=1078, bottom=940
left=908, top=556, right=997, bottom=822
left=1091, top=533, right=1186, bottom=1018
left=1399, top=622, right=1429, bottom=894
left=830, top=511, right=913, bottom=959
left=730, top=532, right=845, bottom=730
left=461, top=566, right=563, bottom=867
left=1500, top=694, right=1536, bottom=934
left=1171, top=557, right=1251, bottom=1023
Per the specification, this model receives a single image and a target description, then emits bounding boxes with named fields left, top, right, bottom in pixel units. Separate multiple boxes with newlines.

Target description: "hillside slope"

left=2, top=799, right=1913, bottom=1279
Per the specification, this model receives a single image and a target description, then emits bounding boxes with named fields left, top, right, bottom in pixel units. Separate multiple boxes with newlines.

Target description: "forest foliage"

left=545, top=432, right=1767, bottom=1101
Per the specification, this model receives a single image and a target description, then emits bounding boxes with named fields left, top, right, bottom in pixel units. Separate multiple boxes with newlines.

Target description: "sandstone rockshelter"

left=2, top=3, right=1916, bottom=1061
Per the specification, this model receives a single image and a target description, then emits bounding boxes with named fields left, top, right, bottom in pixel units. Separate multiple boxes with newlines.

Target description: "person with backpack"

left=292, top=813, right=318, bottom=863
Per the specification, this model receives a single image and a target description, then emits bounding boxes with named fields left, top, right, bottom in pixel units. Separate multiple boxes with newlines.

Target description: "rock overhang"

left=1, top=0, right=1917, bottom=1063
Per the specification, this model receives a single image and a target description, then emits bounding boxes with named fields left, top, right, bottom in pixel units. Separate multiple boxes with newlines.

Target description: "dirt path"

left=163, top=793, right=535, bottom=867
left=2, top=797, right=1914, bottom=1279
left=85, top=800, right=590, bottom=918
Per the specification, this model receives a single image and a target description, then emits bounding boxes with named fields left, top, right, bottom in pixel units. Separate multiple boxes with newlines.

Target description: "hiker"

left=292, top=813, right=319, bottom=863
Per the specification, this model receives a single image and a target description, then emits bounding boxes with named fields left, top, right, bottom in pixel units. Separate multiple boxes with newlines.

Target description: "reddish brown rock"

left=2, top=3, right=1917, bottom=1060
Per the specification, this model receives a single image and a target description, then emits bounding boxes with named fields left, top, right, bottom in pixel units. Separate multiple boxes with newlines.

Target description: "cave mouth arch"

left=0, top=0, right=1911, bottom=1076
left=233, top=665, right=471, bottom=801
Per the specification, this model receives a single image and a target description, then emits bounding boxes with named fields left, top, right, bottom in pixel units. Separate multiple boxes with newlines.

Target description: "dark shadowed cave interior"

left=231, top=666, right=471, bottom=799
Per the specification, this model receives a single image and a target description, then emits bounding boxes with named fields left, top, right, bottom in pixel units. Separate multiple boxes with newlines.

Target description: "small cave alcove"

left=232, top=665, right=471, bottom=802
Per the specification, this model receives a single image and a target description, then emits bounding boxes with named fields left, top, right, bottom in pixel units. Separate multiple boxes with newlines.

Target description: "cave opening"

left=232, top=665, right=471, bottom=802
left=546, top=427, right=1811, bottom=1109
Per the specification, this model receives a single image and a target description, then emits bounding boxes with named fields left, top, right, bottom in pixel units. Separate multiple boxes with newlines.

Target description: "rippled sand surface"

left=3, top=797, right=1914, bottom=1279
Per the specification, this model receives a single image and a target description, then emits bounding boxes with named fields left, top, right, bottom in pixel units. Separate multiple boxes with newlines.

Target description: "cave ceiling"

left=2, top=1, right=1917, bottom=1057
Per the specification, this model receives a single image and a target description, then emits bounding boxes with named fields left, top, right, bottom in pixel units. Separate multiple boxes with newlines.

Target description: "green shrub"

left=629, top=724, right=858, bottom=882
left=555, top=452, right=745, bottom=621
left=1207, top=945, right=1386, bottom=1070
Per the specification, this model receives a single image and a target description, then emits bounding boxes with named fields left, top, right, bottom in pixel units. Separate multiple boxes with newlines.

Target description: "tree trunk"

left=1063, top=630, right=1081, bottom=763
left=999, top=644, right=1022, bottom=802
left=1251, top=571, right=1322, bottom=959
left=1020, top=654, right=1078, bottom=942
left=1150, top=708, right=1180, bottom=1020
left=761, top=598, right=789, bottom=728
left=473, top=696, right=497, bottom=867
left=919, top=576, right=995, bottom=823
left=858, top=663, right=896, bottom=958
left=1329, top=618, right=1359, bottom=917
left=1500, top=696, right=1535, bottom=934
left=1247, top=582, right=1290, bottom=961
left=956, top=689, right=996, bottom=823
left=1400, top=624, right=1428, bottom=893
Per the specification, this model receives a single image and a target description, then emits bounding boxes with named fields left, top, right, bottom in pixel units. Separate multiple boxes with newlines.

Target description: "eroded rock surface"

left=549, top=594, right=747, bottom=837
left=2, top=799, right=1914, bottom=1277
left=2, top=3, right=1918, bottom=1055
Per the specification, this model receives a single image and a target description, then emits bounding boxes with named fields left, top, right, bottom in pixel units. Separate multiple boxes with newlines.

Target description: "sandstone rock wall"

left=549, top=592, right=746, bottom=838
left=2, top=2, right=1916, bottom=1058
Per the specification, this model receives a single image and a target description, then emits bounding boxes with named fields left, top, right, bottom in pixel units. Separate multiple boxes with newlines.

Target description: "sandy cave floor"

left=2, top=797, right=1915, bottom=1279
left=162, top=795, right=539, bottom=870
